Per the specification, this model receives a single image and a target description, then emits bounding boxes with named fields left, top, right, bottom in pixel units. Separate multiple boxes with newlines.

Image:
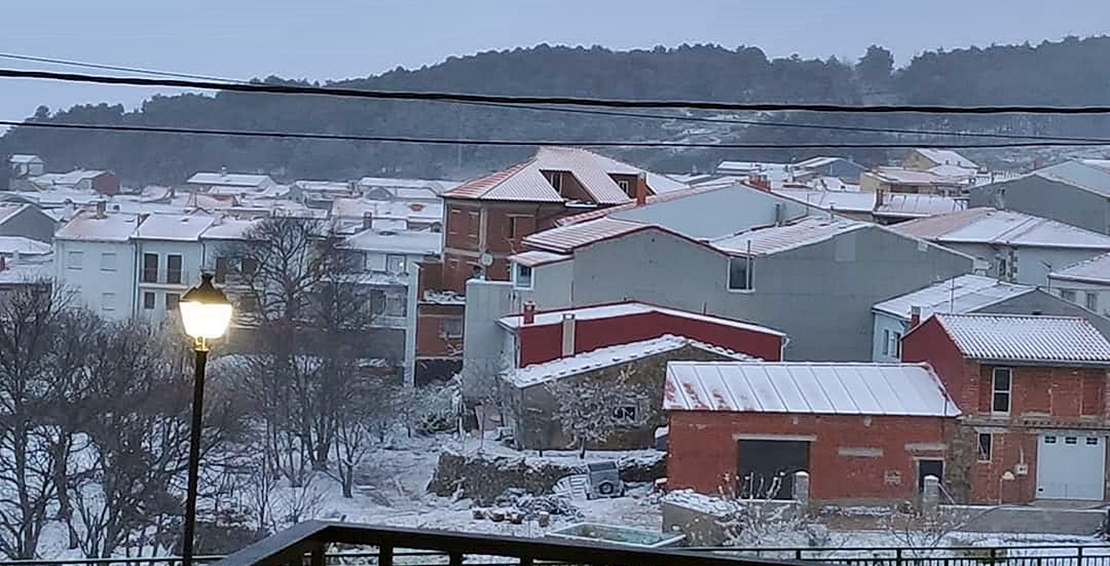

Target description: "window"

left=617, top=179, right=630, bottom=193
left=882, top=329, right=891, bottom=356
left=467, top=211, right=479, bottom=238
left=238, top=294, right=258, bottom=313
left=386, top=254, right=407, bottom=274
left=548, top=171, right=563, bottom=193
left=441, top=317, right=463, bottom=339
left=514, top=264, right=533, bottom=289
left=1065, top=436, right=1078, bottom=445
left=101, top=292, right=115, bottom=312
left=166, top=254, right=183, bottom=284
left=385, top=294, right=407, bottom=317
left=66, top=250, right=83, bottom=270
left=1045, top=436, right=1056, bottom=444
left=142, top=253, right=158, bottom=283
left=1088, top=437, right=1100, bottom=446
left=888, top=331, right=902, bottom=358
left=611, top=404, right=639, bottom=425
left=166, top=293, right=180, bottom=311
left=992, top=368, right=1012, bottom=414
left=142, top=292, right=155, bottom=310
left=507, top=216, right=524, bottom=239
left=977, top=433, right=992, bottom=462
left=996, top=257, right=1008, bottom=278
left=1061, top=289, right=1077, bottom=302
left=99, top=252, right=116, bottom=272
left=727, top=256, right=753, bottom=291
left=214, top=257, right=229, bottom=284
left=448, top=209, right=461, bottom=234
left=1086, top=292, right=1099, bottom=311
left=240, top=258, right=259, bottom=276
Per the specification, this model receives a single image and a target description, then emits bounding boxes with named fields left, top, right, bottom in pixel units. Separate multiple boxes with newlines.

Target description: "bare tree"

left=546, top=365, right=640, bottom=458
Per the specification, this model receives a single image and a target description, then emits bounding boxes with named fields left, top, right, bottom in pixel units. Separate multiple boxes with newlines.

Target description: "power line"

left=4, top=120, right=1110, bottom=149
left=4, top=67, right=1110, bottom=115
left=2, top=52, right=1104, bottom=143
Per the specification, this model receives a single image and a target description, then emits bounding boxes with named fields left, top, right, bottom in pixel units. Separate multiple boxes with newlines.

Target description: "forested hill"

left=3, top=36, right=1110, bottom=185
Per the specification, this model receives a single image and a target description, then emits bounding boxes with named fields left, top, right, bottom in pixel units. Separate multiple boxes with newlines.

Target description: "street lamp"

left=178, top=273, right=233, bottom=566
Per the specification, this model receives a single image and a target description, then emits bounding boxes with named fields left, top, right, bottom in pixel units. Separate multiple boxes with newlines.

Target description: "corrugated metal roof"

left=873, top=274, right=1034, bottom=320
left=134, top=213, right=216, bottom=241
left=522, top=217, right=645, bottom=253
left=1034, top=160, right=1110, bottom=198
left=893, top=207, right=1110, bottom=249
left=1050, top=252, right=1110, bottom=285
left=711, top=216, right=869, bottom=256
left=876, top=193, right=967, bottom=218
left=505, top=334, right=755, bottom=388
left=507, top=250, right=571, bottom=267
left=497, top=301, right=786, bottom=336
left=663, top=362, right=959, bottom=417
left=931, top=313, right=1110, bottom=365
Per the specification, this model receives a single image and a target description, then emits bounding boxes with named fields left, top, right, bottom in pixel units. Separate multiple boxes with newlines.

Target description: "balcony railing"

left=209, top=521, right=807, bottom=566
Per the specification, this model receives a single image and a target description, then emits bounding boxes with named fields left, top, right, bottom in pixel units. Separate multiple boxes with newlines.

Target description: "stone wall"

left=426, top=448, right=665, bottom=506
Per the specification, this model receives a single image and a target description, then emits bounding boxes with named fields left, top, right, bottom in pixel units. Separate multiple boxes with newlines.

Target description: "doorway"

left=737, top=439, right=810, bottom=499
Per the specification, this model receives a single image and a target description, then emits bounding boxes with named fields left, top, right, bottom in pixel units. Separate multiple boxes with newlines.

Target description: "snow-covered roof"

left=794, top=156, right=847, bottom=169
left=505, top=334, right=755, bottom=388
left=445, top=147, right=683, bottom=204
left=507, top=250, right=572, bottom=268
left=716, top=161, right=791, bottom=174
left=711, top=216, right=869, bottom=256
left=893, top=208, right=1110, bottom=249
left=343, top=228, right=441, bottom=255
left=928, top=313, right=1110, bottom=366
left=772, top=189, right=874, bottom=213
left=9, top=154, right=42, bottom=164
left=0, top=237, right=52, bottom=256
left=928, top=164, right=978, bottom=179
left=867, top=167, right=963, bottom=186
left=875, top=192, right=967, bottom=218
left=330, top=198, right=443, bottom=222
left=664, top=362, right=960, bottom=417
left=134, top=213, right=216, bottom=241
left=498, top=302, right=786, bottom=336
left=911, top=148, right=978, bottom=169
left=55, top=211, right=139, bottom=242
left=31, top=170, right=109, bottom=187
left=357, top=176, right=458, bottom=195
left=0, top=254, right=52, bottom=285
left=199, top=218, right=265, bottom=240
left=523, top=217, right=645, bottom=253
left=1049, top=252, right=1110, bottom=285
left=873, top=275, right=1034, bottom=321
left=1030, top=160, right=1110, bottom=199
left=187, top=172, right=274, bottom=188
left=556, top=183, right=738, bottom=227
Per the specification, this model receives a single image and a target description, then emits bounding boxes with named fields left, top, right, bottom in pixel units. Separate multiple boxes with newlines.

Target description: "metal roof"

left=711, top=216, right=869, bottom=256
left=876, top=192, right=967, bottom=218
left=893, top=207, right=1110, bottom=249
left=507, top=250, right=572, bottom=268
left=1049, top=252, right=1110, bottom=285
left=910, top=148, right=978, bottom=169
left=1032, top=161, right=1110, bottom=198
left=497, top=301, right=786, bottom=336
left=664, top=362, right=959, bottom=417
left=873, top=275, right=1034, bottom=321
left=343, top=228, right=442, bottom=255
left=505, top=334, right=755, bottom=388
left=522, top=217, right=645, bottom=253
left=930, top=313, right=1110, bottom=366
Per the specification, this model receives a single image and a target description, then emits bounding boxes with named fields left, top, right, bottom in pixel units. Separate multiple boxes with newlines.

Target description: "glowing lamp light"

left=179, top=273, right=233, bottom=343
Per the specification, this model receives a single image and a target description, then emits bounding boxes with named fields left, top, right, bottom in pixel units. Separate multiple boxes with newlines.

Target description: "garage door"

left=737, top=440, right=809, bottom=500
left=1036, top=434, right=1106, bottom=500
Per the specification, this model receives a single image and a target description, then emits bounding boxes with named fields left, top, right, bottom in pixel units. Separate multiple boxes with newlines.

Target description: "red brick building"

left=902, top=313, right=1110, bottom=504
left=497, top=301, right=785, bottom=367
left=664, top=362, right=959, bottom=503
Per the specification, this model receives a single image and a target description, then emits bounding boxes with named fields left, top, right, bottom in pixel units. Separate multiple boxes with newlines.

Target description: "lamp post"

left=178, top=273, right=233, bottom=566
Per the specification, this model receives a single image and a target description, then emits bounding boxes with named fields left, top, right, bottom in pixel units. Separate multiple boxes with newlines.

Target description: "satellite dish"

left=479, top=253, right=494, bottom=268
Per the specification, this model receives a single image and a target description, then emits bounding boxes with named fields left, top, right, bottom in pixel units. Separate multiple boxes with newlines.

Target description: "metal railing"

left=1, top=536, right=1107, bottom=566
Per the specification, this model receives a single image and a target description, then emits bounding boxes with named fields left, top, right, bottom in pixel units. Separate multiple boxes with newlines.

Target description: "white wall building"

left=1048, top=252, right=1110, bottom=316
left=53, top=205, right=140, bottom=320
left=133, top=212, right=216, bottom=322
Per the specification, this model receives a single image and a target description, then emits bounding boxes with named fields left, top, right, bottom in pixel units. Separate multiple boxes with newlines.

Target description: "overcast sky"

left=1, top=0, right=1107, bottom=122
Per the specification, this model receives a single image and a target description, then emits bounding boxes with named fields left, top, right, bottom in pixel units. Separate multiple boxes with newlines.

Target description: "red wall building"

left=664, top=361, right=959, bottom=503
left=902, top=313, right=1110, bottom=504
left=498, top=301, right=785, bottom=366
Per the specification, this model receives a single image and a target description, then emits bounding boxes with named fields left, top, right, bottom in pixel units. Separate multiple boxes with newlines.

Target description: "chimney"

left=11, top=250, right=19, bottom=265
left=95, top=200, right=107, bottom=218
left=522, top=301, right=536, bottom=325
left=909, top=305, right=922, bottom=328
left=362, top=212, right=373, bottom=231
left=774, top=203, right=785, bottom=226
left=560, top=314, right=576, bottom=358
left=635, top=172, right=648, bottom=206
left=220, top=166, right=228, bottom=177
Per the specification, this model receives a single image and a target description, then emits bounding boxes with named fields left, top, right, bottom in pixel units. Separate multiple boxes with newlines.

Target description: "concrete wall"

left=520, top=259, right=574, bottom=310
left=936, top=241, right=1107, bottom=286
left=0, top=205, right=56, bottom=242
left=610, top=185, right=811, bottom=239
left=135, top=239, right=205, bottom=322
left=872, top=311, right=907, bottom=362
left=1046, top=277, right=1110, bottom=318
left=462, top=279, right=518, bottom=402
left=970, top=177, right=1110, bottom=235
left=568, top=226, right=972, bottom=361
left=982, top=289, right=1110, bottom=340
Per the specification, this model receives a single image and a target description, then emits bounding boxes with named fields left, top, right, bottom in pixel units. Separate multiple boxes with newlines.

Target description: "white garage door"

left=1036, top=434, right=1106, bottom=500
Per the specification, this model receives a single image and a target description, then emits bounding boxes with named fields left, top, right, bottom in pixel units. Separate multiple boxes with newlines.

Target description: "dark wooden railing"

left=209, top=521, right=808, bottom=566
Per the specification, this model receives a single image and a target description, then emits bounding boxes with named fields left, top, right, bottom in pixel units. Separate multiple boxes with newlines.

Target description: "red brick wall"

left=667, top=411, right=953, bottom=501
left=415, top=303, right=464, bottom=358
left=968, top=429, right=1039, bottom=504
left=902, top=318, right=977, bottom=412
left=516, top=309, right=784, bottom=367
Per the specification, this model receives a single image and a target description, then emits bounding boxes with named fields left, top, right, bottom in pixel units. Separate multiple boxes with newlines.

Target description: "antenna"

left=949, top=275, right=956, bottom=313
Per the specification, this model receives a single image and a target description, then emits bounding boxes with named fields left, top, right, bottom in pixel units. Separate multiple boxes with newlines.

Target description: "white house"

left=1048, top=252, right=1110, bottom=316
left=133, top=212, right=216, bottom=323
left=343, top=227, right=442, bottom=385
left=53, top=204, right=140, bottom=319
left=892, top=207, right=1110, bottom=285
left=8, top=154, right=44, bottom=178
